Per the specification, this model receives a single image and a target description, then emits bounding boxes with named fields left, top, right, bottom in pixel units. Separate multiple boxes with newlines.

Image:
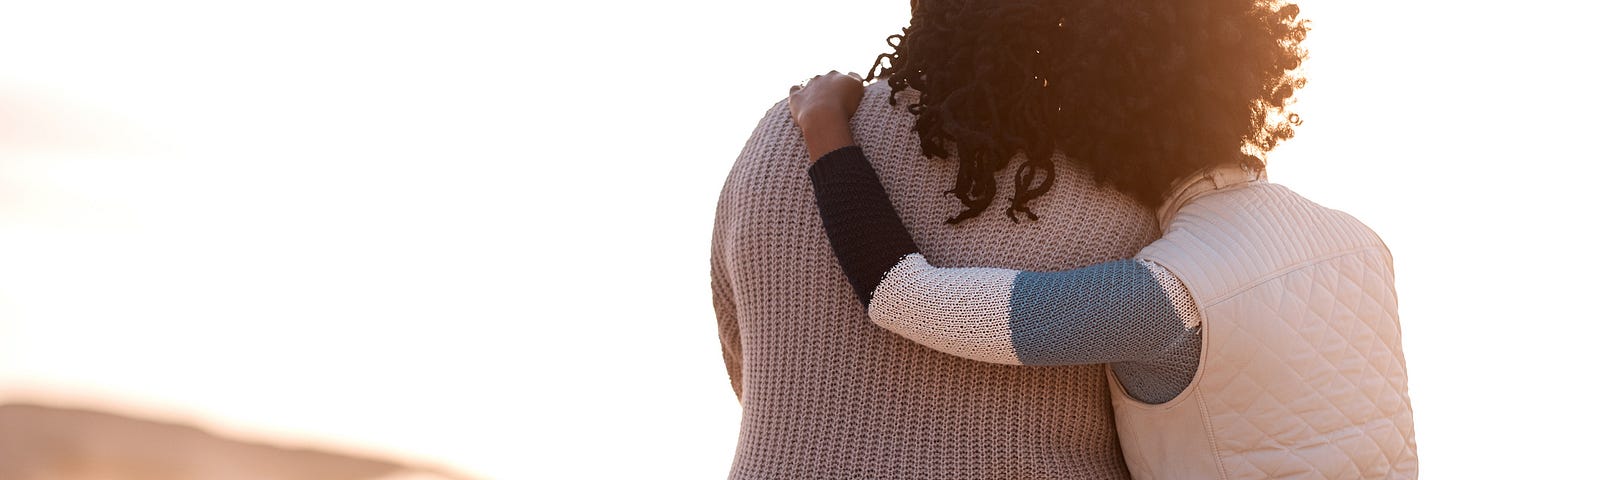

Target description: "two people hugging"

left=710, top=1, right=1417, bottom=478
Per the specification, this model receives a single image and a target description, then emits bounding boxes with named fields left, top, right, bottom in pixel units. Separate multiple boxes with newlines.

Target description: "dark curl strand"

left=868, top=0, right=1309, bottom=223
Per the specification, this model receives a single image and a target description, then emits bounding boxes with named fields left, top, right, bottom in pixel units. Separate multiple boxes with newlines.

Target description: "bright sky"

left=1, top=1, right=1596, bottom=478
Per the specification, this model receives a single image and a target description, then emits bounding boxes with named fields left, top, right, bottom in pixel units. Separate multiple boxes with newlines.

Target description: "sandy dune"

left=0, top=404, right=470, bottom=480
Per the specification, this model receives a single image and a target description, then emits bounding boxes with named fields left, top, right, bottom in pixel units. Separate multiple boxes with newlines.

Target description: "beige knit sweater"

left=711, top=81, right=1159, bottom=479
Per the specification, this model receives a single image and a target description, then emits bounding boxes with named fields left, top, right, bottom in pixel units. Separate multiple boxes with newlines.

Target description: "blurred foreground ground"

left=0, top=403, right=471, bottom=480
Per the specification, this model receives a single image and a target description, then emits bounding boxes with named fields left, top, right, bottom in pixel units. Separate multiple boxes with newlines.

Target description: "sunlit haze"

left=2, top=1, right=1596, bottom=478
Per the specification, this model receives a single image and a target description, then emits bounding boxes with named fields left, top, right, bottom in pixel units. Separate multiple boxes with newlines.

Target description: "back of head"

left=869, top=0, right=1309, bottom=223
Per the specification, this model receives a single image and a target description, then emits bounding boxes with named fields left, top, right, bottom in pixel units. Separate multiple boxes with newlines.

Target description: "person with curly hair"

left=872, top=0, right=1308, bottom=222
left=780, top=0, right=1418, bottom=477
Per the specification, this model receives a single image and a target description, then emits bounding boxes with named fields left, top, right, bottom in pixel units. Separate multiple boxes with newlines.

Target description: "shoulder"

left=745, top=96, right=803, bottom=158
left=1139, top=182, right=1390, bottom=299
left=712, top=96, right=816, bottom=237
left=726, top=98, right=807, bottom=185
left=851, top=81, right=917, bottom=146
left=715, top=81, right=920, bottom=226
left=732, top=80, right=912, bottom=163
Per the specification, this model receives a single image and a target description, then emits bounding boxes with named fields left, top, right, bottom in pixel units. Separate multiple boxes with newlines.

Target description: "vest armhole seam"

left=1110, top=257, right=1208, bottom=411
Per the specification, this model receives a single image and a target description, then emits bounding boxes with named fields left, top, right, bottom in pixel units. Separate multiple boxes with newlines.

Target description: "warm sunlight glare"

left=2, top=1, right=1595, bottom=478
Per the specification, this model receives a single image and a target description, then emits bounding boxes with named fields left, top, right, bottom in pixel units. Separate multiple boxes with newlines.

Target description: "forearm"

left=865, top=254, right=1032, bottom=364
left=869, top=255, right=1195, bottom=366
left=805, top=145, right=1199, bottom=367
left=807, top=146, right=920, bottom=307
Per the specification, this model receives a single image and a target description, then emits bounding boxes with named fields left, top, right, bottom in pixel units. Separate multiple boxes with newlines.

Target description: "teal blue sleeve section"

left=1007, top=259, right=1191, bottom=366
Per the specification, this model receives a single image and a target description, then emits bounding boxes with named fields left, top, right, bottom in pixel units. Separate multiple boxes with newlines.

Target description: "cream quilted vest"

left=1109, top=167, right=1419, bottom=479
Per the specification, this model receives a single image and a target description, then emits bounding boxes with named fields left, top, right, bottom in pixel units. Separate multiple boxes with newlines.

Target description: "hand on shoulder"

left=788, top=71, right=865, bottom=163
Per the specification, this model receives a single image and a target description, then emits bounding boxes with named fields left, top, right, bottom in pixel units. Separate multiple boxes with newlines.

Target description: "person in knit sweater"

left=713, top=80, right=1155, bottom=480
left=712, top=1, right=1316, bottom=478
left=792, top=69, right=1418, bottom=480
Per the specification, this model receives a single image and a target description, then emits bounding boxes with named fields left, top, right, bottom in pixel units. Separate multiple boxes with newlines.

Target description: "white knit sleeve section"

left=866, top=254, right=1026, bottom=365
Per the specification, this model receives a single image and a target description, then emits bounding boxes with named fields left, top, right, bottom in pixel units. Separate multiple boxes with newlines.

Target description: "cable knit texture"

left=711, top=81, right=1158, bottom=480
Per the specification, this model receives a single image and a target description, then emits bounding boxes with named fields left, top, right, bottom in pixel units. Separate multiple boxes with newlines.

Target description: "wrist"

left=795, top=105, right=852, bottom=134
left=802, top=125, right=856, bottom=163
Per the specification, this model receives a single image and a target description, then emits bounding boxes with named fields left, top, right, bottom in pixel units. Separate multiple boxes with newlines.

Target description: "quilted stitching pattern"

left=1204, top=252, right=1417, bottom=478
left=1118, top=183, right=1418, bottom=479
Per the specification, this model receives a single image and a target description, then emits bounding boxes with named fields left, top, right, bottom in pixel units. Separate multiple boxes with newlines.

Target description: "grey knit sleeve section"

left=1107, top=259, right=1202, bottom=403
left=868, top=255, right=1201, bottom=403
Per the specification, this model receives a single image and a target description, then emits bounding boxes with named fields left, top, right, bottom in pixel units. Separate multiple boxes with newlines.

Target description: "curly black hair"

left=868, top=0, right=1309, bottom=223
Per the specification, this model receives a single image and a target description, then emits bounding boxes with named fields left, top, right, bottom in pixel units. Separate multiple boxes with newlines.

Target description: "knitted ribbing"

left=808, top=146, right=920, bottom=308
left=711, top=81, right=1158, bottom=479
left=807, top=146, right=1202, bottom=404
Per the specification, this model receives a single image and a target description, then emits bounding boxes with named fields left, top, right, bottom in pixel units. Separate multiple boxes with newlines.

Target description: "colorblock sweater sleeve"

left=807, top=147, right=920, bottom=308
left=808, top=146, right=1202, bottom=403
